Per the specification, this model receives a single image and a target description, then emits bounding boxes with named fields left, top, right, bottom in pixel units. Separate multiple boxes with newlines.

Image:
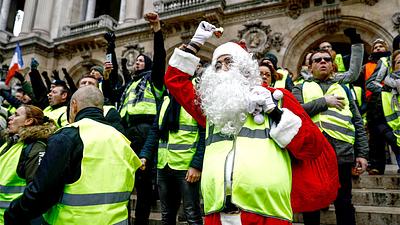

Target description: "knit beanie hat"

left=263, top=53, right=278, bottom=70
left=90, top=65, right=104, bottom=76
left=372, top=38, right=389, bottom=51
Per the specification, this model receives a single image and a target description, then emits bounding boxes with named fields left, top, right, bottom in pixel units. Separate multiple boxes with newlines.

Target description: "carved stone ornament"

left=393, top=12, right=400, bottom=33
left=323, top=4, right=341, bottom=33
left=121, top=44, right=145, bottom=72
left=237, top=20, right=283, bottom=58
left=362, top=0, right=379, bottom=6
left=286, top=0, right=302, bottom=19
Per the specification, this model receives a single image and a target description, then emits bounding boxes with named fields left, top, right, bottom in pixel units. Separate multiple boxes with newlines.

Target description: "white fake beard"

left=197, top=63, right=260, bottom=136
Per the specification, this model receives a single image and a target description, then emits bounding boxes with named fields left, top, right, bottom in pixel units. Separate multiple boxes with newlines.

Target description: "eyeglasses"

left=215, top=57, right=233, bottom=71
left=312, top=57, right=332, bottom=63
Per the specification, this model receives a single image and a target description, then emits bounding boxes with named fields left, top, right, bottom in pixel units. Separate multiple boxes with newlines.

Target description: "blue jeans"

left=157, top=165, right=203, bottom=225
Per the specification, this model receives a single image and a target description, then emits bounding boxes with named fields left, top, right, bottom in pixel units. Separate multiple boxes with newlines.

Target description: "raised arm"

left=334, top=44, right=364, bottom=83
left=145, top=12, right=166, bottom=91
left=164, top=21, right=216, bottom=128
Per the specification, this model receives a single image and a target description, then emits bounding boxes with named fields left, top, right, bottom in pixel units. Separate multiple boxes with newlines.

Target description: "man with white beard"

left=164, top=21, right=338, bottom=225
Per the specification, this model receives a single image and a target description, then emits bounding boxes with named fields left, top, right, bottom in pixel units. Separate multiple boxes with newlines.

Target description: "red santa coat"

left=164, top=48, right=339, bottom=225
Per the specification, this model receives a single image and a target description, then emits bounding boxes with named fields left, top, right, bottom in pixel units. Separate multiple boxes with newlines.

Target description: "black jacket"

left=4, top=107, right=113, bottom=225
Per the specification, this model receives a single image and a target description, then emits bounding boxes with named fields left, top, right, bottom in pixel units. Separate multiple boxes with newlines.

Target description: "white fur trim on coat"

left=270, top=108, right=302, bottom=148
left=168, top=48, right=200, bottom=76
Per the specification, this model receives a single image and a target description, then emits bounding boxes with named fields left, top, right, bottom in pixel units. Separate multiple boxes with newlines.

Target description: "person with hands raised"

left=165, top=21, right=337, bottom=225
left=117, top=11, right=166, bottom=225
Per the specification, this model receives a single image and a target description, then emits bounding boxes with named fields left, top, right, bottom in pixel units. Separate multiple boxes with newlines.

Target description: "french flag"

left=6, top=42, right=24, bottom=85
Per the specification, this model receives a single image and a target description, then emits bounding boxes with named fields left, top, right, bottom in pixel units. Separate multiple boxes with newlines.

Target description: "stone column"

left=119, top=0, right=126, bottom=23
left=80, top=0, right=88, bottom=22
left=85, top=0, right=96, bottom=21
left=0, top=0, right=11, bottom=31
left=124, top=0, right=142, bottom=23
left=32, top=0, right=54, bottom=35
left=20, top=0, right=38, bottom=35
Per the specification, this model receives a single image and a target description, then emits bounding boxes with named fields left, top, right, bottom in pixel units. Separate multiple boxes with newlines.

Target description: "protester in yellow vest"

left=114, top=12, right=166, bottom=225
left=164, top=21, right=338, bottom=225
left=260, top=53, right=294, bottom=91
left=0, top=105, right=56, bottom=224
left=139, top=94, right=205, bottom=225
left=292, top=49, right=369, bottom=225
left=43, top=81, right=70, bottom=128
left=374, top=49, right=400, bottom=173
left=365, top=38, right=393, bottom=175
left=78, top=75, right=125, bottom=134
left=5, top=86, right=141, bottom=225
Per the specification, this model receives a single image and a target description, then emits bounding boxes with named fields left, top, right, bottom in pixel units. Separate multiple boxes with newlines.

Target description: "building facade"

left=0, top=0, right=399, bottom=83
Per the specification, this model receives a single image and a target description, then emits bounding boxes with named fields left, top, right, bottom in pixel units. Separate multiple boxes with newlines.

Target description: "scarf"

left=118, top=70, right=152, bottom=112
left=159, top=95, right=181, bottom=143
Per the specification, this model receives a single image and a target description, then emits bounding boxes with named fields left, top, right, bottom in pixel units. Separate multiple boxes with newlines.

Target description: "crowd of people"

left=0, top=11, right=399, bottom=225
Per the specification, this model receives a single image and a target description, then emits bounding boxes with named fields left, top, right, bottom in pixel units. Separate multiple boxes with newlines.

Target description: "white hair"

left=196, top=45, right=261, bottom=136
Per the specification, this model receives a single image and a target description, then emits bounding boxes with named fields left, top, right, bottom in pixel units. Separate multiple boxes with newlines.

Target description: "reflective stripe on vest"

left=157, top=96, right=199, bottom=170
left=202, top=115, right=292, bottom=221
left=0, top=142, right=26, bottom=223
left=119, top=79, right=157, bottom=118
left=382, top=91, right=400, bottom=146
left=302, top=82, right=355, bottom=144
left=43, top=118, right=142, bottom=225
left=43, top=106, right=68, bottom=128
left=273, top=69, right=289, bottom=89
left=335, top=54, right=346, bottom=72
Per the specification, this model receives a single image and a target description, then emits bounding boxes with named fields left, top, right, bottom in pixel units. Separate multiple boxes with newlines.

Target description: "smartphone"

left=106, top=54, right=112, bottom=63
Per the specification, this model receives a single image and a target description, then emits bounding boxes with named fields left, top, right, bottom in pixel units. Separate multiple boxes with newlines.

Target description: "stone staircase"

left=131, top=165, right=400, bottom=225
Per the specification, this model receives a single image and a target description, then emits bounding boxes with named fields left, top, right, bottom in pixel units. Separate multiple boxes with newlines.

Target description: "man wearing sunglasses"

left=292, top=49, right=369, bottom=225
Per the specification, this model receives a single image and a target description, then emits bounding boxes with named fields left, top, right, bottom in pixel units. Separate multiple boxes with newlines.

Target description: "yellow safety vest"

left=43, top=118, right=141, bottom=225
left=302, top=82, right=355, bottom=144
left=382, top=91, right=400, bottom=146
left=157, top=96, right=200, bottom=170
left=43, top=105, right=68, bottom=128
left=335, top=54, right=346, bottom=73
left=0, top=142, right=26, bottom=223
left=119, top=75, right=163, bottom=119
left=202, top=115, right=292, bottom=221
left=273, top=69, right=289, bottom=89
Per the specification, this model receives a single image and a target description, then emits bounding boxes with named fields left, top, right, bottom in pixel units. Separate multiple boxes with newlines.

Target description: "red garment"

left=164, top=62, right=339, bottom=216
left=204, top=212, right=292, bottom=225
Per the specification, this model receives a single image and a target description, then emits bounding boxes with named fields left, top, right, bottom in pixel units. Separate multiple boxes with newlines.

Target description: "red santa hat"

left=212, top=41, right=250, bottom=62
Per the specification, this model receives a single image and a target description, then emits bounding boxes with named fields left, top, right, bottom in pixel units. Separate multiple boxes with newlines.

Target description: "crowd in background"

left=0, top=11, right=400, bottom=225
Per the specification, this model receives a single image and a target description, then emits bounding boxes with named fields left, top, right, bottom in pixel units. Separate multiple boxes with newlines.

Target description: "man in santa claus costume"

left=163, top=21, right=338, bottom=225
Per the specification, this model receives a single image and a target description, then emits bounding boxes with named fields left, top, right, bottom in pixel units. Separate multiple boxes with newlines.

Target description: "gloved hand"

left=30, top=58, right=39, bottom=70
left=62, top=68, right=70, bottom=77
left=248, top=86, right=276, bottom=114
left=344, top=28, right=362, bottom=44
left=190, top=21, right=216, bottom=45
left=41, top=71, right=49, bottom=78
left=13, top=72, right=24, bottom=83
left=52, top=70, right=60, bottom=80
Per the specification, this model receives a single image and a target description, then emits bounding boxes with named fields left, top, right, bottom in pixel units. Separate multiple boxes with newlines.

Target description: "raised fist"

left=191, top=21, right=216, bottom=45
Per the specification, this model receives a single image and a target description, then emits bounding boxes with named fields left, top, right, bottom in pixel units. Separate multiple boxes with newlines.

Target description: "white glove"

left=248, top=86, right=276, bottom=114
left=191, top=21, right=216, bottom=45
